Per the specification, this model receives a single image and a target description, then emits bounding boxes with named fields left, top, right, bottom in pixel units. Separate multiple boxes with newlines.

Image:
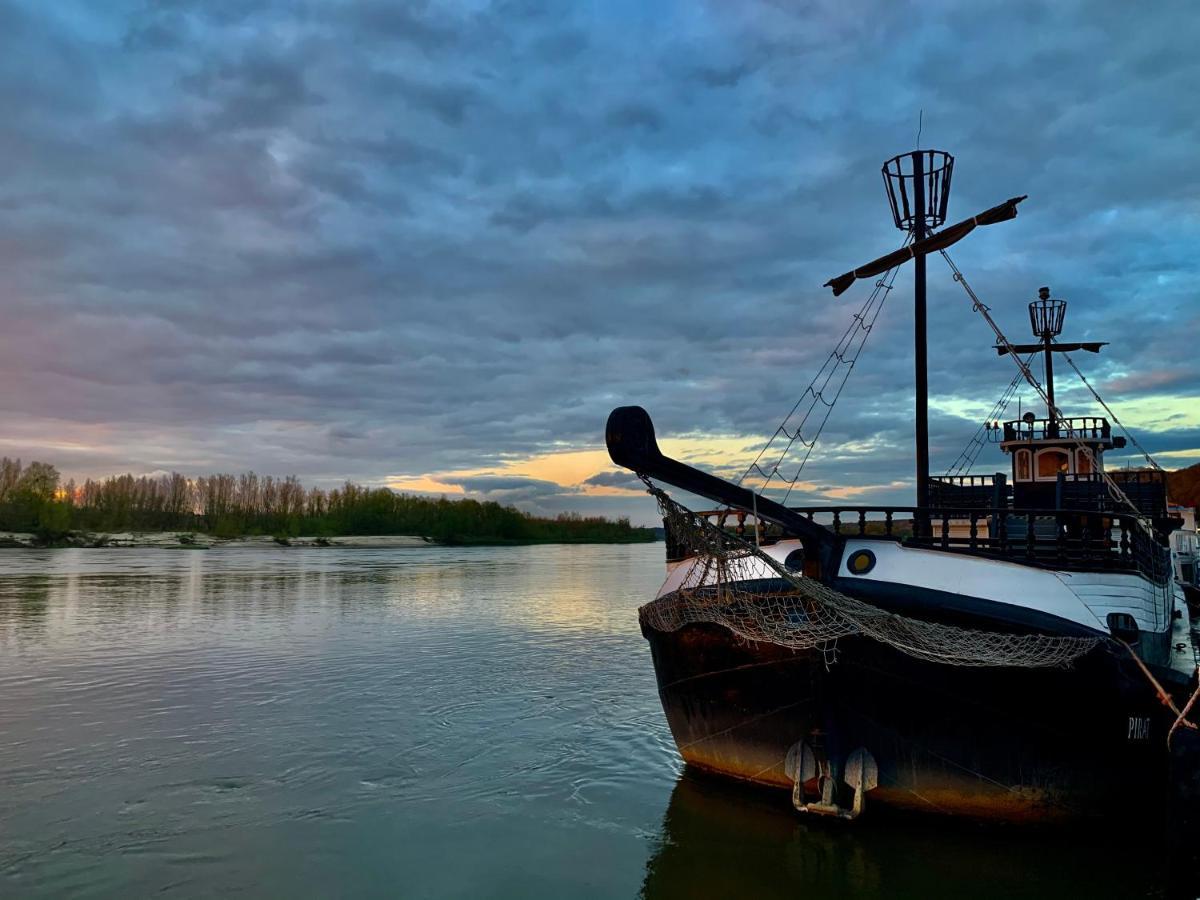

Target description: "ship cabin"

left=917, top=405, right=1172, bottom=540
left=924, top=415, right=1171, bottom=535
left=997, top=413, right=1118, bottom=510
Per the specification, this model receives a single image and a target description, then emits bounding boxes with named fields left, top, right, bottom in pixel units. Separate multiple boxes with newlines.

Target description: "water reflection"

left=0, top=545, right=650, bottom=643
left=0, top=574, right=50, bottom=639
left=0, top=545, right=674, bottom=898
left=643, top=769, right=1163, bottom=900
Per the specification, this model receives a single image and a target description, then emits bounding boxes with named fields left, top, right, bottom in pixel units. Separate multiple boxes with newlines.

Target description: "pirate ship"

left=606, top=148, right=1200, bottom=826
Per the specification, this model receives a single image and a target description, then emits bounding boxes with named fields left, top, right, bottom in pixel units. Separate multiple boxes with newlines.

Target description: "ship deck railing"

left=928, top=470, right=1168, bottom=518
left=681, top=505, right=1170, bottom=584
left=996, top=416, right=1111, bottom=442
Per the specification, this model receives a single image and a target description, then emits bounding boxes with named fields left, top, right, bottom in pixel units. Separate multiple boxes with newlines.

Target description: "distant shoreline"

left=0, top=459, right=659, bottom=548
left=0, top=531, right=659, bottom=550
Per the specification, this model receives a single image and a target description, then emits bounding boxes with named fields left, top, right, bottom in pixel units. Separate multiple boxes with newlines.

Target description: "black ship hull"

left=646, top=617, right=1186, bottom=823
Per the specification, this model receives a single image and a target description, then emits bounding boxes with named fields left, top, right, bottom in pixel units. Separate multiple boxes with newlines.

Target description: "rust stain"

left=680, top=746, right=794, bottom=789
left=680, top=745, right=1075, bottom=823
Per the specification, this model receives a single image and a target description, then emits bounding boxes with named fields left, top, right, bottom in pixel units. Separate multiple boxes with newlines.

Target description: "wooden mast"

left=912, top=151, right=930, bottom=513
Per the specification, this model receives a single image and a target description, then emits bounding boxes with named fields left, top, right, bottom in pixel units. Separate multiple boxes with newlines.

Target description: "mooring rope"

left=1169, top=675, right=1200, bottom=749
left=1116, top=638, right=1199, bottom=746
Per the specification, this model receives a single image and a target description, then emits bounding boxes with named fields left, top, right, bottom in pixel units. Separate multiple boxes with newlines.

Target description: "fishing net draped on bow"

left=642, top=484, right=1102, bottom=669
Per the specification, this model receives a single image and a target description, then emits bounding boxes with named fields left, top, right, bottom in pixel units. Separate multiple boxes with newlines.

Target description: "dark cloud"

left=583, top=471, right=643, bottom=490
left=605, top=103, right=665, bottom=132
left=436, top=474, right=591, bottom=514
left=447, top=475, right=574, bottom=494
left=0, top=0, right=1195, bottom=524
left=692, top=63, right=753, bottom=89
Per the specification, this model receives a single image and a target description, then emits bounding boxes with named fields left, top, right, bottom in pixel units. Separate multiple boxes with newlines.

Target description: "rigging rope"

left=938, top=249, right=1151, bottom=526
left=1058, top=347, right=1163, bottom=471
left=943, top=363, right=1029, bottom=476
left=738, top=240, right=909, bottom=504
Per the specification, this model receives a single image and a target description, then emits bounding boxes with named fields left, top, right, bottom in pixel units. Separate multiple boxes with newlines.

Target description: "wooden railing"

left=677, top=504, right=1170, bottom=584
left=1054, top=470, right=1168, bottom=517
left=794, top=505, right=1169, bottom=583
left=928, top=473, right=1011, bottom=509
left=1000, top=416, right=1111, bottom=442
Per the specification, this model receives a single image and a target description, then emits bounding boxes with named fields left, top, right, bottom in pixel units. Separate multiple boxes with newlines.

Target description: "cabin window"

left=1076, top=449, right=1093, bottom=475
left=1015, top=450, right=1031, bottom=481
left=1036, top=449, right=1071, bottom=480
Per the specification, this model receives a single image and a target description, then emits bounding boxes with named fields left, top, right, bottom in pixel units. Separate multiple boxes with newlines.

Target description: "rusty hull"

left=646, top=620, right=1174, bottom=823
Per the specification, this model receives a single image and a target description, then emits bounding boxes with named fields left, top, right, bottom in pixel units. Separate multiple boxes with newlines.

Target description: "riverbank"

left=0, top=531, right=659, bottom=549
left=0, top=531, right=434, bottom=549
left=0, top=461, right=658, bottom=547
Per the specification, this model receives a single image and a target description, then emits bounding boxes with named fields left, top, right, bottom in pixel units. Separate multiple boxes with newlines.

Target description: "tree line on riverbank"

left=1168, top=462, right=1200, bottom=510
left=0, top=458, right=655, bottom=545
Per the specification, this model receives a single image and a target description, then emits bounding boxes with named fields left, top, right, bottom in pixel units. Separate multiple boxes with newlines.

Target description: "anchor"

left=786, top=739, right=878, bottom=820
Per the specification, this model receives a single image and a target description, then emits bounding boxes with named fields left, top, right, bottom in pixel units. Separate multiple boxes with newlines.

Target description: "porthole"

left=783, top=548, right=805, bottom=571
left=846, top=549, right=876, bottom=576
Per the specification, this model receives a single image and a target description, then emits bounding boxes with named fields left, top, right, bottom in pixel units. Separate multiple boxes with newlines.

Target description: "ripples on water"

left=0, top=545, right=1165, bottom=898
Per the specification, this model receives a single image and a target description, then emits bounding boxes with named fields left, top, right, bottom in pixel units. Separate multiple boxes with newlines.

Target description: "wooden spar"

left=823, top=195, right=1026, bottom=297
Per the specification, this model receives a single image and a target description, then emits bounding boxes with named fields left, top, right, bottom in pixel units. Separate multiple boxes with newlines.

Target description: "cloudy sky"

left=1, top=0, right=1197, bottom=524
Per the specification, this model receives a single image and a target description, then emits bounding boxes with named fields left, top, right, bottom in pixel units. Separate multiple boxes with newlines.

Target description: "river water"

left=0, top=544, right=1166, bottom=898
